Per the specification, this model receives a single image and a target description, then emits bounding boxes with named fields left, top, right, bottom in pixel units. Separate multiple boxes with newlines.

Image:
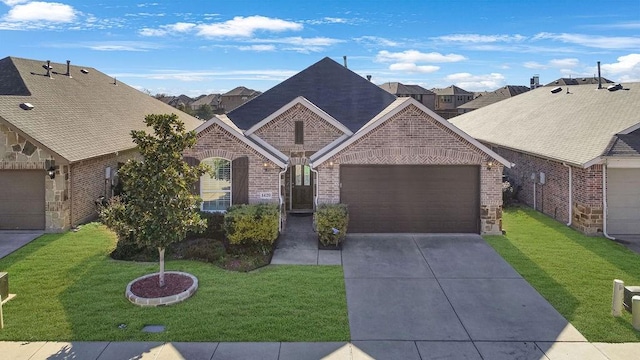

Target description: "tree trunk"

left=158, top=247, right=165, bottom=287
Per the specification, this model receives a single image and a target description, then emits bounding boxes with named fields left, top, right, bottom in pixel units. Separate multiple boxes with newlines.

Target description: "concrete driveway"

left=342, top=233, right=587, bottom=359
left=0, top=230, right=43, bottom=259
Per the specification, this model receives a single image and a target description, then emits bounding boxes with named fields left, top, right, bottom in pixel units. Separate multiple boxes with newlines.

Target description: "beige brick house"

left=451, top=81, right=640, bottom=238
left=185, top=58, right=510, bottom=235
left=0, top=57, right=201, bottom=231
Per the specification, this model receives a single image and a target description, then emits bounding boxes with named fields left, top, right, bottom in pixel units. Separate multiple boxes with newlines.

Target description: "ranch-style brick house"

left=450, top=81, right=640, bottom=238
left=0, top=56, right=201, bottom=231
left=185, top=57, right=510, bottom=235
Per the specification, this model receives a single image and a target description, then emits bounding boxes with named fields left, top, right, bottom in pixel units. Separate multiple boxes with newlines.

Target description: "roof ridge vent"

left=550, top=86, right=562, bottom=94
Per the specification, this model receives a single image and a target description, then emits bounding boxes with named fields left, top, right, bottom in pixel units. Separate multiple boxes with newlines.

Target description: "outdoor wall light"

left=263, top=162, right=271, bottom=171
left=47, top=166, right=56, bottom=179
left=486, top=161, right=494, bottom=170
left=328, top=161, right=335, bottom=168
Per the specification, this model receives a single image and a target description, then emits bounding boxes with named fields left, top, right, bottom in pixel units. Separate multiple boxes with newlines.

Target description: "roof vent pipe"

left=113, top=77, right=117, bottom=86
left=366, top=75, right=372, bottom=82
left=597, top=61, right=602, bottom=89
left=46, top=60, right=51, bottom=78
left=343, top=55, right=347, bottom=68
left=66, top=60, right=72, bottom=78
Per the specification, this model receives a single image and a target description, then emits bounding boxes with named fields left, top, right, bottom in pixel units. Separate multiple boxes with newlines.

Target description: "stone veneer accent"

left=317, top=104, right=504, bottom=235
left=184, top=123, right=282, bottom=205
left=494, top=146, right=603, bottom=235
left=1, top=124, right=68, bottom=231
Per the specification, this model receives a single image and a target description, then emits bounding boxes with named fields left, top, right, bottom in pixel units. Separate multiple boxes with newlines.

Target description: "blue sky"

left=2, top=0, right=639, bottom=96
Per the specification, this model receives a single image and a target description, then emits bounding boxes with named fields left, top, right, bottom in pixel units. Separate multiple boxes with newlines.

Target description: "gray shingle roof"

left=379, top=82, right=434, bottom=96
left=0, top=56, right=202, bottom=163
left=606, top=129, right=640, bottom=157
left=545, top=77, right=614, bottom=87
left=458, top=86, right=530, bottom=110
left=226, top=57, right=397, bottom=132
left=431, top=85, right=473, bottom=96
left=449, top=83, right=640, bottom=167
left=223, top=86, right=260, bottom=96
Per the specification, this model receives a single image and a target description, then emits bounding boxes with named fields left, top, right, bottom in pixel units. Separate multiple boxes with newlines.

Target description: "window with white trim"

left=201, top=157, right=231, bottom=211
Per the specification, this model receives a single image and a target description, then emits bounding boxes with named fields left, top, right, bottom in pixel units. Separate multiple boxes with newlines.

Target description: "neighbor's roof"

left=545, top=77, right=614, bottom=87
left=449, top=83, right=640, bottom=167
left=222, top=86, right=261, bottom=97
left=458, top=85, right=530, bottom=110
left=605, top=128, right=640, bottom=157
left=190, top=93, right=221, bottom=107
left=379, top=82, right=434, bottom=96
left=0, top=57, right=202, bottom=163
left=226, top=57, right=397, bottom=132
left=431, top=85, right=473, bottom=96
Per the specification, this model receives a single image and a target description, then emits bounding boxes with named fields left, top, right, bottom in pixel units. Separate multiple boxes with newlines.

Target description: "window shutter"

left=232, top=156, right=249, bottom=204
left=294, top=121, right=304, bottom=144
left=183, top=156, right=200, bottom=195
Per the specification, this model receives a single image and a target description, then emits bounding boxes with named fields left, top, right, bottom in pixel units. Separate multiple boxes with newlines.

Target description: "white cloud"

left=389, top=63, right=439, bottom=73
left=376, top=50, right=466, bottom=63
left=44, top=41, right=164, bottom=52
left=445, top=72, right=505, bottom=91
left=237, top=44, right=275, bottom=52
left=533, top=32, right=640, bottom=50
left=600, top=54, right=640, bottom=82
left=251, top=36, right=343, bottom=53
left=434, top=34, right=526, bottom=43
left=139, top=27, right=166, bottom=36
left=523, top=58, right=580, bottom=70
left=354, top=36, right=400, bottom=47
left=305, top=17, right=352, bottom=25
left=111, top=69, right=297, bottom=83
left=196, top=15, right=302, bottom=38
left=1, top=0, right=29, bottom=5
left=140, top=22, right=196, bottom=36
left=4, top=1, right=76, bottom=22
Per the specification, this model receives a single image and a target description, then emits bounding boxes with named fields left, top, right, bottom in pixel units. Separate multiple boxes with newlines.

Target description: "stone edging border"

left=125, top=271, right=198, bottom=307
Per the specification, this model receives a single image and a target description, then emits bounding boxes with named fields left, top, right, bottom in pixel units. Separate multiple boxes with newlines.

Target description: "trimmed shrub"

left=314, top=203, right=349, bottom=247
left=224, top=204, right=279, bottom=254
left=99, top=196, right=154, bottom=260
left=186, top=211, right=225, bottom=241
left=502, top=176, right=521, bottom=206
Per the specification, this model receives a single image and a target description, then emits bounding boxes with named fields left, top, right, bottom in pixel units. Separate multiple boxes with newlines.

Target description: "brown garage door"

left=340, top=165, right=479, bottom=233
left=0, top=170, right=45, bottom=230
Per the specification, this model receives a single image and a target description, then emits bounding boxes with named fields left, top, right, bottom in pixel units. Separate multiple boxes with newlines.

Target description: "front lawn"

left=0, top=223, right=349, bottom=342
left=485, top=207, right=640, bottom=343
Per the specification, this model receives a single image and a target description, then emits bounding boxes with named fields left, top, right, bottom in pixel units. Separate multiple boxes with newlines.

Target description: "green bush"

left=224, top=204, right=279, bottom=254
left=314, top=204, right=349, bottom=247
left=99, top=197, right=154, bottom=260
left=186, top=212, right=225, bottom=241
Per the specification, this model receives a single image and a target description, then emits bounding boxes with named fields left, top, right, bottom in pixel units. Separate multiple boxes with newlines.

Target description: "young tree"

left=116, top=113, right=208, bottom=286
left=195, top=104, right=215, bottom=120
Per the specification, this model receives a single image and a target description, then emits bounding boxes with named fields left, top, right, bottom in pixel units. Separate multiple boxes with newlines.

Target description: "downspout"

left=562, top=163, right=573, bottom=226
left=532, top=178, right=536, bottom=211
left=278, top=165, right=288, bottom=232
left=602, top=163, right=615, bottom=240
left=310, top=166, right=319, bottom=209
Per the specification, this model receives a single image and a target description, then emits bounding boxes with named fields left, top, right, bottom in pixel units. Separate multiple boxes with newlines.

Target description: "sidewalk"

left=3, top=340, right=640, bottom=359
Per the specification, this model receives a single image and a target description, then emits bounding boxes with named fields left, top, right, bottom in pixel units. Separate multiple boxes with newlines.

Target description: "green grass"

left=485, top=207, right=640, bottom=343
left=0, top=223, right=349, bottom=342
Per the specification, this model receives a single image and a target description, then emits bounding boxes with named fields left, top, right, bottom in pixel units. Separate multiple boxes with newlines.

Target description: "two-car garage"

left=0, top=170, right=45, bottom=230
left=340, top=165, right=480, bottom=233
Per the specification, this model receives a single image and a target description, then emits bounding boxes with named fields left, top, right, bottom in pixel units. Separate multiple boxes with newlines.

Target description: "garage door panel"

left=0, top=170, right=45, bottom=230
left=607, top=168, right=640, bottom=235
left=341, top=165, right=479, bottom=233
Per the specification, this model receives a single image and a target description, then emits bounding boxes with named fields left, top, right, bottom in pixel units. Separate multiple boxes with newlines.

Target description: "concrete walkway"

left=271, top=214, right=342, bottom=265
left=0, top=231, right=43, bottom=259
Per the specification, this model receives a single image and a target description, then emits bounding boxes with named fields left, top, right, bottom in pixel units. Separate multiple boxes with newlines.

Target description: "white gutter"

left=602, top=164, right=616, bottom=240
left=277, top=165, right=288, bottom=232
left=562, top=163, right=573, bottom=226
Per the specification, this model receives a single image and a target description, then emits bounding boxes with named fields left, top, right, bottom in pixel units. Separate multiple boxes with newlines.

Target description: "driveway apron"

left=341, top=233, right=585, bottom=346
left=0, top=231, right=43, bottom=259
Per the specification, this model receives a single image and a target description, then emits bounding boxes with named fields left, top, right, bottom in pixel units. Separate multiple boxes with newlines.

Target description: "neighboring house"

left=431, top=85, right=474, bottom=119
left=190, top=93, right=222, bottom=113
left=379, top=82, right=436, bottom=111
left=450, top=82, right=640, bottom=237
left=458, top=85, right=530, bottom=113
left=184, top=57, right=510, bottom=235
left=219, top=86, right=261, bottom=113
left=0, top=56, right=202, bottom=231
left=545, top=77, right=614, bottom=87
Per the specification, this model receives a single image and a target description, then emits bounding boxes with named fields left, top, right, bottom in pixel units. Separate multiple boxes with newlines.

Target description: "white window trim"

left=200, top=157, right=232, bottom=212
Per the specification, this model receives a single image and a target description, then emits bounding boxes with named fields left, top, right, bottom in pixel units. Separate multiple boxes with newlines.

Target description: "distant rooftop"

left=544, top=77, right=614, bottom=87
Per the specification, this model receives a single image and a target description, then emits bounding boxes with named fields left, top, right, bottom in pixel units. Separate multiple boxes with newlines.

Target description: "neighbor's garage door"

left=0, top=170, right=45, bottom=230
left=340, top=165, right=479, bottom=233
left=607, top=168, right=640, bottom=235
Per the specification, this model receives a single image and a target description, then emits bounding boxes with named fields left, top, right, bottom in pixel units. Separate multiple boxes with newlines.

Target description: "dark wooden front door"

left=291, top=165, right=314, bottom=210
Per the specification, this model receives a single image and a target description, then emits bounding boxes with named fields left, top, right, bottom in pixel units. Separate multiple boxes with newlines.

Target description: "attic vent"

left=80, top=69, right=89, bottom=74
left=607, top=84, right=623, bottom=92
left=550, top=87, right=562, bottom=94
left=20, top=103, right=34, bottom=110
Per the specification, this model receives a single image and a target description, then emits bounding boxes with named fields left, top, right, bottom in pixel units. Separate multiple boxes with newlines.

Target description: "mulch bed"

left=130, top=273, right=193, bottom=298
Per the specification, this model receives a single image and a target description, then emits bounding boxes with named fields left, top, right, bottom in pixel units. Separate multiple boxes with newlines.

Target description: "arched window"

left=200, top=157, right=231, bottom=211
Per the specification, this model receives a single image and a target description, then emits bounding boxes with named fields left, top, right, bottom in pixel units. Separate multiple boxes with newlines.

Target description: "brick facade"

left=494, top=146, right=603, bottom=235
left=316, top=104, right=504, bottom=235
left=70, top=149, right=138, bottom=227
left=184, top=123, right=282, bottom=205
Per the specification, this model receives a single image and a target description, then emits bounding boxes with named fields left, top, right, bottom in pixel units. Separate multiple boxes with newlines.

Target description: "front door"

left=291, top=165, right=314, bottom=211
